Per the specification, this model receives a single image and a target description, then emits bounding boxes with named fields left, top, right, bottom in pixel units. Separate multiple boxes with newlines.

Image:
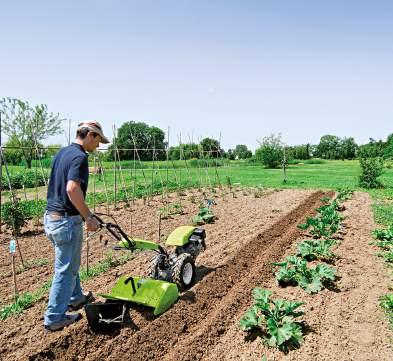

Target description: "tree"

left=315, top=135, right=341, bottom=159
left=340, top=137, right=358, bottom=160
left=200, top=138, right=222, bottom=158
left=0, top=98, right=64, bottom=168
left=285, top=144, right=311, bottom=160
left=234, top=144, right=252, bottom=159
left=255, top=134, right=284, bottom=168
left=383, top=134, right=393, bottom=159
left=358, top=138, right=385, bottom=158
left=3, top=135, right=24, bottom=165
left=109, top=121, right=166, bottom=161
left=226, top=149, right=235, bottom=160
left=169, top=143, right=200, bottom=160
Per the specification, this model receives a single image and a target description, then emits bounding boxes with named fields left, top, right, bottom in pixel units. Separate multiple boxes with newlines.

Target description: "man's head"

left=76, top=120, right=110, bottom=152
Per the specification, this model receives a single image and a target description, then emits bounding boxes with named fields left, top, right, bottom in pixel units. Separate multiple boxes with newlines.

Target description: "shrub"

left=359, top=157, right=384, bottom=188
left=2, top=198, right=26, bottom=235
left=255, top=134, right=284, bottom=169
left=1, top=170, right=46, bottom=190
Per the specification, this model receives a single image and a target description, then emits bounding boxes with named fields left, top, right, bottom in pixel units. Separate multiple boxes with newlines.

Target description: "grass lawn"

left=2, top=159, right=393, bottom=227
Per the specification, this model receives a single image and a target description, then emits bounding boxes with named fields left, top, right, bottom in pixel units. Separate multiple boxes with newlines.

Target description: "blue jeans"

left=44, top=211, right=84, bottom=326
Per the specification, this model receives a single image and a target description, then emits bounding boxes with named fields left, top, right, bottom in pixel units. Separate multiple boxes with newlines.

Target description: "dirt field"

left=0, top=188, right=392, bottom=360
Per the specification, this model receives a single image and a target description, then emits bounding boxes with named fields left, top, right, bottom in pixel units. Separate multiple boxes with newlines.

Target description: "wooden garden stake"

left=10, top=239, right=18, bottom=300
left=22, top=184, right=27, bottom=201
left=86, top=230, right=90, bottom=276
left=158, top=212, right=162, bottom=242
left=113, top=125, right=117, bottom=210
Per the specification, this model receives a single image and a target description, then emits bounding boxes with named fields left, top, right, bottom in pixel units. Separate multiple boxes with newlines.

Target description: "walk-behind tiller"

left=84, top=214, right=206, bottom=329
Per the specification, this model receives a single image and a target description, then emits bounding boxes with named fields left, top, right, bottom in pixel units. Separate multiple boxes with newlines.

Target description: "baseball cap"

left=77, top=120, right=110, bottom=144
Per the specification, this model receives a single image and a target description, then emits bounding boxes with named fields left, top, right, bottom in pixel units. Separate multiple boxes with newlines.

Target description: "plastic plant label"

left=10, top=240, right=16, bottom=254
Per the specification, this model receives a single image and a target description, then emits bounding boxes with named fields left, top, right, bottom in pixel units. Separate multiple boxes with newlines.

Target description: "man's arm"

left=66, top=180, right=99, bottom=231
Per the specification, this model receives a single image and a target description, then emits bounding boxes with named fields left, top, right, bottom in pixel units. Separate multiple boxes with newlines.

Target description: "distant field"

left=3, top=159, right=393, bottom=192
left=2, top=159, right=393, bottom=226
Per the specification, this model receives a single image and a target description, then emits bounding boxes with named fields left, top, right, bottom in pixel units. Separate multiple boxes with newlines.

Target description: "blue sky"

left=1, top=1, right=392, bottom=150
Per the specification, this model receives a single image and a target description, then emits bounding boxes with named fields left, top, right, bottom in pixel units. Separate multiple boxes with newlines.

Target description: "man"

left=44, top=120, right=110, bottom=332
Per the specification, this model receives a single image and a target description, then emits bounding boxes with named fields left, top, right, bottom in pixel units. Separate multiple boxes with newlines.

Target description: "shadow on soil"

left=194, top=265, right=216, bottom=283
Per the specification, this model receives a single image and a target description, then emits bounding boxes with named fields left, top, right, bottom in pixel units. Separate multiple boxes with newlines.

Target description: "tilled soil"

left=1, top=190, right=392, bottom=361
left=0, top=188, right=313, bottom=360
left=202, top=192, right=393, bottom=361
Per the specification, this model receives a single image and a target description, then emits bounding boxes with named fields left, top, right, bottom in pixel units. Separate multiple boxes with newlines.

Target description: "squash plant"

left=239, top=288, right=304, bottom=351
left=192, top=206, right=215, bottom=225
left=274, top=256, right=336, bottom=294
left=298, top=201, right=342, bottom=238
left=296, top=239, right=336, bottom=262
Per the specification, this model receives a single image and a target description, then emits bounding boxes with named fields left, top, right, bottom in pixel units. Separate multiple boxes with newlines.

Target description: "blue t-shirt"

left=46, top=143, right=89, bottom=215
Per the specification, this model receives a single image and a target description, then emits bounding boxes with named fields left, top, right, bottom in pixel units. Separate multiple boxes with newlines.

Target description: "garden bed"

left=0, top=189, right=391, bottom=360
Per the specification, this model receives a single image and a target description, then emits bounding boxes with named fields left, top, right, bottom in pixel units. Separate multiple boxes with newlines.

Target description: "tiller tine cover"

left=99, top=275, right=179, bottom=316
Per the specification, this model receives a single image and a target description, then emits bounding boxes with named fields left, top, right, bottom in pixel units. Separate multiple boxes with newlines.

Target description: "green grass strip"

left=0, top=251, right=134, bottom=321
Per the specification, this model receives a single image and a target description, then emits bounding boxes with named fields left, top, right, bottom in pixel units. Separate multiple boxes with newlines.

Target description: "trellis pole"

left=133, top=148, right=136, bottom=206
left=166, top=127, right=170, bottom=191
left=113, top=125, right=117, bottom=209
left=0, top=149, right=25, bottom=266
left=0, top=110, right=2, bottom=233
left=151, top=136, right=156, bottom=200
left=10, top=239, right=18, bottom=300
left=93, top=153, right=97, bottom=213
left=128, top=125, right=149, bottom=202
left=115, top=142, right=130, bottom=205
left=96, top=155, right=110, bottom=215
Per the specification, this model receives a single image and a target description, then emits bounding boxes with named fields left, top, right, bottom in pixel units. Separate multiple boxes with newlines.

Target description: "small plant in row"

left=158, top=202, right=183, bottom=219
left=379, top=294, right=393, bottom=328
left=273, top=256, right=336, bottom=294
left=296, top=239, right=337, bottom=263
left=239, top=288, right=305, bottom=352
left=298, top=198, right=343, bottom=239
left=192, top=205, right=216, bottom=225
left=336, top=187, right=354, bottom=202
left=371, top=225, right=393, bottom=263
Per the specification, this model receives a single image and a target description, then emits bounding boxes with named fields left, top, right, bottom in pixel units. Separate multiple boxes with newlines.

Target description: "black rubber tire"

left=148, top=253, right=166, bottom=279
left=171, top=253, right=195, bottom=291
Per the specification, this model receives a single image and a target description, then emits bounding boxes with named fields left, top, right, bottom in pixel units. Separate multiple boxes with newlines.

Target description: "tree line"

left=1, top=98, right=392, bottom=168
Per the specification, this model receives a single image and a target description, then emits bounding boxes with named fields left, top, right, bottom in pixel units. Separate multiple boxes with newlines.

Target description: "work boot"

left=44, top=313, right=82, bottom=332
left=68, top=291, right=94, bottom=311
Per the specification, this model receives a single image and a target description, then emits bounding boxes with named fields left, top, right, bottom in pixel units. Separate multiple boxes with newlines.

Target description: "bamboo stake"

left=0, top=149, right=24, bottom=266
left=115, top=141, right=130, bottom=204
left=113, top=125, right=117, bottom=209
left=133, top=148, right=136, bottom=207
left=93, top=153, right=96, bottom=213
left=86, top=230, right=90, bottom=276
left=166, top=127, right=170, bottom=190
left=128, top=126, right=149, bottom=202
left=10, top=240, right=18, bottom=300
left=97, top=156, right=110, bottom=215
left=0, top=111, right=3, bottom=234
left=151, top=136, right=155, bottom=200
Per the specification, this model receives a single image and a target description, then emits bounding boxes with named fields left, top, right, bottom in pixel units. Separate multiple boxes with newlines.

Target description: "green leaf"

left=239, top=306, right=260, bottom=331
left=266, top=318, right=294, bottom=346
left=304, top=276, right=322, bottom=294
left=315, top=263, right=336, bottom=281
